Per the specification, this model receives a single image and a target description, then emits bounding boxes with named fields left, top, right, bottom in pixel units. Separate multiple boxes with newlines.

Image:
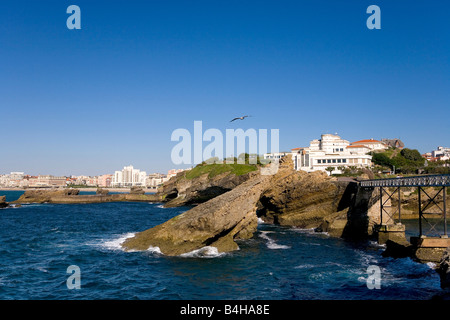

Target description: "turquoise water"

left=0, top=191, right=443, bottom=300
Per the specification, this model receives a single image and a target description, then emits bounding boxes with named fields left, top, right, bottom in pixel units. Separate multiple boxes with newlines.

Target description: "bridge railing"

left=360, top=174, right=450, bottom=188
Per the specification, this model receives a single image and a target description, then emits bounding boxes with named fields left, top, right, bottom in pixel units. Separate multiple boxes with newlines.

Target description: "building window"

left=327, top=159, right=331, bottom=163
left=332, top=159, right=336, bottom=163
left=337, top=159, right=341, bottom=163
left=343, top=159, right=347, bottom=163
left=318, top=160, right=322, bottom=164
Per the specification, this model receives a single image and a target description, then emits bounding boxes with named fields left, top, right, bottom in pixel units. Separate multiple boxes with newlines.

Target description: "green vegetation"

left=371, top=147, right=450, bottom=175
left=184, top=154, right=261, bottom=180
left=423, top=160, right=450, bottom=175
left=185, top=163, right=258, bottom=180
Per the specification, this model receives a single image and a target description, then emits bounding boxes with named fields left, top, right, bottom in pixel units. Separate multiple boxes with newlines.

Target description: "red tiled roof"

left=347, top=145, right=369, bottom=148
left=351, top=139, right=382, bottom=144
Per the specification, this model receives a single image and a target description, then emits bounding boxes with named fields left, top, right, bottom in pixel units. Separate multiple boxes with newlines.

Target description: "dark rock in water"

left=438, top=248, right=450, bottom=289
left=0, top=195, right=8, bottom=208
left=382, top=239, right=414, bottom=259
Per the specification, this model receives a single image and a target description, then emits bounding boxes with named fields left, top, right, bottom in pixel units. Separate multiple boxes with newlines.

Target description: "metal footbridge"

left=360, top=174, right=449, bottom=238
left=360, top=174, right=450, bottom=188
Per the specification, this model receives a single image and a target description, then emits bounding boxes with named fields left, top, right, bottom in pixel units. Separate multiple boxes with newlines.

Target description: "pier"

left=360, top=174, right=450, bottom=262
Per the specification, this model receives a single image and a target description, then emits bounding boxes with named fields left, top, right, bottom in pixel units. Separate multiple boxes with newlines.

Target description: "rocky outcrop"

left=438, top=248, right=450, bottom=289
left=122, top=171, right=270, bottom=255
left=13, top=189, right=161, bottom=204
left=130, top=186, right=145, bottom=195
left=157, top=169, right=254, bottom=207
left=0, top=196, right=8, bottom=208
left=382, top=239, right=414, bottom=259
left=257, top=169, right=357, bottom=230
left=122, top=155, right=374, bottom=255
left=96, top=188, right=109, bottom=195
left=13, top=189, right=81, bottom=203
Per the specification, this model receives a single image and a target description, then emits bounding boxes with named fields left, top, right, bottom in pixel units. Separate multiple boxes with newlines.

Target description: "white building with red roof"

left=288, top=134, right=373, bottom=175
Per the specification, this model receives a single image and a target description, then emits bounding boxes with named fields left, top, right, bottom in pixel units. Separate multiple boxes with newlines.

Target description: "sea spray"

left=103, top=233, right=136, bottom=251
left=179, top=246, right=226, bottom=258
left=147, top=246, right=163, bottom=254
left=259, top=231, right=290, bottom=250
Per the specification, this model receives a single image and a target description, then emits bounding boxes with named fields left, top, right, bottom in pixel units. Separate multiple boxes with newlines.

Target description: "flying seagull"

left=230, top=115, right=250, bottom=122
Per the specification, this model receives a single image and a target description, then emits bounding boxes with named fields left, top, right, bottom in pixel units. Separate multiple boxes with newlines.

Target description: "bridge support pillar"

left=374, top=223, right=406, bottom=245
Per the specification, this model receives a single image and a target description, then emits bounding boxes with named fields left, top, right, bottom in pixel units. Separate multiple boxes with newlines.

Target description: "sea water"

left=0, top=191, right=443, bottom=300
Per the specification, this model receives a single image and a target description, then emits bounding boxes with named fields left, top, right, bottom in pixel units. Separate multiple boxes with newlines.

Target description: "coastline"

left=0, top=187, right=159, bottom=193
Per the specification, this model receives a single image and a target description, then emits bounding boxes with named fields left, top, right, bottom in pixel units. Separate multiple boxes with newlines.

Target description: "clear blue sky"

left=1, top=1, right=449, bottom=176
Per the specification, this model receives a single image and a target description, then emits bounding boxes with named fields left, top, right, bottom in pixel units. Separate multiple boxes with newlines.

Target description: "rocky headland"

left=122, top=155, right=382, bottom=255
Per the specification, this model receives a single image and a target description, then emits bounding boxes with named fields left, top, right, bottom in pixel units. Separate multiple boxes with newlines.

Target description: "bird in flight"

left=230, top=115, right=250, bottom=122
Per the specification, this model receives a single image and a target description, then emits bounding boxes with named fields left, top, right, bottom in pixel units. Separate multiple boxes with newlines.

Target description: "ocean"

left=0, top=190, right=444, bottom=300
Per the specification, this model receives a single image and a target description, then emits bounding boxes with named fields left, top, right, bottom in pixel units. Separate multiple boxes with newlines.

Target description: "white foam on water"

left=257, top=217, right=266, bottom=224
left=426, top=262, right=437, bottom=269
left=147, top=246, right=163, bottom=254
left=259, top=231, right=290, bottom=250
left=292, top=227, right=316, bottom=234
left=102, top=233, right=136, bottom=251
left=156, top=204, right=165, bottom=208
left=294, top=264, right=317, bottom=269
left=369, top=240, right=386, bottom=249
left=179, top=246, right=226, bottom=258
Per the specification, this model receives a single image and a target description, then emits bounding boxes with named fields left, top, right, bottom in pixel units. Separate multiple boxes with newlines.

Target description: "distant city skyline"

left=1, top=1, right=449, bottom=176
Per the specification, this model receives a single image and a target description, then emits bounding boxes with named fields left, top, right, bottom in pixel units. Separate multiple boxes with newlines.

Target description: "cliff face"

left=157, top=169, right=255, bottom=207
left=122, top=156, right=379, bottom=255
left=257, top=170, right=353, bottom=228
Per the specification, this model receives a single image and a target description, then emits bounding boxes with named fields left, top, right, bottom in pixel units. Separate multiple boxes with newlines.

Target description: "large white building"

left=290, top=134, right=373, bottom=175
left=112, top=165, right=147, bottom=187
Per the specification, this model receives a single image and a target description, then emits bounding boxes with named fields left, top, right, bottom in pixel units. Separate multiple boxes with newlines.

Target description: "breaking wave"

left=259, top=231, right=290, bottom=249
left=147, top=246, right=163, bottom=254
left=179, top=246, right=226, bottom=258
left=102, top=233, right=135, bottom=251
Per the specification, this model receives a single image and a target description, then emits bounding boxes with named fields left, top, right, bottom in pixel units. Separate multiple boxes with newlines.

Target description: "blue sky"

left=0, top=1, right=449, bottom=175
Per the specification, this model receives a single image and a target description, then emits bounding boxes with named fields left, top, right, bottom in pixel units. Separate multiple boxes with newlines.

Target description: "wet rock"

left=0, top=196, right=8, bottom=208
left=382, top=239, right=414, bottom=259
left=438, top=248, right=450, bottom=289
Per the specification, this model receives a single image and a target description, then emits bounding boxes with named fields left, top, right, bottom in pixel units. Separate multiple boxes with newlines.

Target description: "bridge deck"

left=360, top=174, right=450, bottom=188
